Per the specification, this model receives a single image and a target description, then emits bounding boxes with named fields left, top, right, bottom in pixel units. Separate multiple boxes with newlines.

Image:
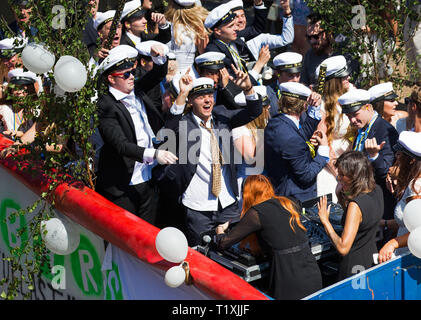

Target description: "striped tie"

left=200, top=121, right=222, bottom=197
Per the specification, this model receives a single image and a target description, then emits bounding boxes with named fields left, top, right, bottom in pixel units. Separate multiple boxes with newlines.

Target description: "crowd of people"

left=1, top=0, right=421, bottom=300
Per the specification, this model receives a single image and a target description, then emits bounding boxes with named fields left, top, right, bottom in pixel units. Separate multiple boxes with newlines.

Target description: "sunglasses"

left=111, top=69, right=136, bottom=80
left=306, top=31, right=324, bottom=41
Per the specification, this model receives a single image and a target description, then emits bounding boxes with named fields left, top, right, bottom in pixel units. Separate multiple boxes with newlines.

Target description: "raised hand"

left=219, top=67, right=230, bottom=89
left=230, top=64, right=253, bottom=94
left=364, top=137, right=385, bottom=159
left=317, top=195, right=331, bottom=225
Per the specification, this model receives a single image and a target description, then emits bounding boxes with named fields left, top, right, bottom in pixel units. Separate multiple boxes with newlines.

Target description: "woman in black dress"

left=215, top=175, right=322, bottom=300
left=318, top=150, right=384, bottom=281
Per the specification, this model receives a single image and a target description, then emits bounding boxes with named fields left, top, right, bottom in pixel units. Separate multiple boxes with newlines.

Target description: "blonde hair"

left=323, top=77, right=348, bottom=144
left=165, top=0, right=210, bottom=47
left=245, top=106, right=270, bottom=142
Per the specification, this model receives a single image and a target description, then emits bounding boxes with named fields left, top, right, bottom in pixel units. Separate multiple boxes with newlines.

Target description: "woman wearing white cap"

left=165, top=0, right=210, bottom=76
left=369, top=82, right=408, bottom=129
left=378, top=131, right=421, bottom=263
left=314, top=55, right=354, bottom=203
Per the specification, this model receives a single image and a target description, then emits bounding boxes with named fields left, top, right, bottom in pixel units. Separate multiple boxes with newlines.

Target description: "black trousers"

left=184, top=200, right=240, bottom=247
left=102, top=180, right=159, bottom=226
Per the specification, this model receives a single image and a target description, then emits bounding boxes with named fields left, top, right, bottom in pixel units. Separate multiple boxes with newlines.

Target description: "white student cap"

left=226, top=0, right=244, bottom=11
left=136, top=40, right=169, bottom=65
left=393, top=131, right=421, bottom=161
left=315, top=55, right=351, bottom=80
left=338, top=89, right=371, bottom=114
left=174, top=0, right=197, bottom=7
left=98, top=45, right=138, bottom=75
left=121, top=0, right=147, bottom=22
left=0, top=37, right=27, bottom=59
left=234, top=85, right=269, bottom=106
left=278, top=82, right=311, bottom=100
left=204, top=3, right=236, bottom=29
left=94, top=10, right=120, bottom=31
left=271, top=52, right=303, bottom=73
left=195, top=52, right=226, bottom=70
left=368, top=82, right=398, bottom=103
left=8, top=68, right=37, bottom=85
left=189, top=77, right=215, bottom=97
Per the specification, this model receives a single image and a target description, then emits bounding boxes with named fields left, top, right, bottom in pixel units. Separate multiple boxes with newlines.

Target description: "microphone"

left=202, top=235, right=212, bottom=257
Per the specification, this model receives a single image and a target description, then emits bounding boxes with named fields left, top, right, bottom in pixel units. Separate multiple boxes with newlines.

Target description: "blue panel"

left=305, top=252, right=421, bottom=300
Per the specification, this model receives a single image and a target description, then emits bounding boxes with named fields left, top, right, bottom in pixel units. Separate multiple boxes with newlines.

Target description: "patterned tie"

left=200, top=121, right=222, bottom=197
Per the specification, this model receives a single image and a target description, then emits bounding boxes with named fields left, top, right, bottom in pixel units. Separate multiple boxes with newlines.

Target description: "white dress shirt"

left=109, top=86, right=156, bottom=185
left=181, top=114, right=237, bottom=211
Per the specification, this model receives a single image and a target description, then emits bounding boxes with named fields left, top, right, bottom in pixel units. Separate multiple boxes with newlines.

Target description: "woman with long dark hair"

left=378, top=131, right=421, bottom=262
left=216, top=174, right=322, bottom=300
left=317, top=150, right=383, bottom=280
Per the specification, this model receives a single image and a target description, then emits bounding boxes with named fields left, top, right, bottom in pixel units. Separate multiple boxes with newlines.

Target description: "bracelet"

left=244, top=85, right=253, bottom=92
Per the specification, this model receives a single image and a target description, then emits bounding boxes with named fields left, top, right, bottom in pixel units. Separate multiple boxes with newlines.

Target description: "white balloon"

left=403, top=199, right=421, bottom=232
left=40, top=217, right=80, bottom=255
left=164, top=266, right=186, bottom=288
left=408, top=226, right=421, bottom=259
left=155, top=227, right=188, bottom=263
left=54, top=56, right=87, bottom=92
left=21, top=42, right=55, bottom=74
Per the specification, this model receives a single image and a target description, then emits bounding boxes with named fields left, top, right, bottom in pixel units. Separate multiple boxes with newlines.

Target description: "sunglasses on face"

left=306, top=31, right=324, bottom=41
left=111, top=69, right=136, bottom=80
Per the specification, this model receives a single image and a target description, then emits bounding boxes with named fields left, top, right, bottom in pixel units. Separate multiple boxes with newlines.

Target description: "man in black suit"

left=194, top=51, right=243, bottom=110
left=96, top=44, right=177, bottom=225
left=339, top=89, right=399, bottom=234
left=204, top=0, right=294, bottom=83
left=156, top=66, right=262, bottom=246
left=225, top=0, right=269, bottom=41
left=119, top=0, right=171, bottom=48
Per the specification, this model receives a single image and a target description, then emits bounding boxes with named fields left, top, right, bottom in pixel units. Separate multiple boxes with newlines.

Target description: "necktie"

left=200, top=121, right=222, bottom=197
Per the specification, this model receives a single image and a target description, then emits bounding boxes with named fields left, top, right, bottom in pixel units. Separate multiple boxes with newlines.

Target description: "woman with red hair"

left=216, top=174, right=322, bottom=300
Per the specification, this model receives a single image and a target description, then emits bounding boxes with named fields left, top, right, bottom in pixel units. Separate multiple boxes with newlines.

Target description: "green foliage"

left=0, top=0, right=105, bottom=299
left=305, top=0, right=421, bottom=89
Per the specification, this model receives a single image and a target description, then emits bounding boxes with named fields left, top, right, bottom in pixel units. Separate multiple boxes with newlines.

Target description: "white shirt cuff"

left=368, top=154, right=379, bottom=162
left=158, top=21, right=171, bottom=29
left=170, top=102, right=185, bottom=115
left=143, top=148, right=156, bottom=163
left=245, top=92, right=259, bottom=100
left=254, top=4, right=266, bottom=9
left=152, top=55, right=167, bottom=65
left=317, top=145, right=330, bottom=159
left=248, top=70, right=261, bottom=82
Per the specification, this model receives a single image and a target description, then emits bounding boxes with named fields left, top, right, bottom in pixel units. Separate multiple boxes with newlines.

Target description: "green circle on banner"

left=0, top=199, right=28, bottom=253
left=70, top=234, right=103, bottom=297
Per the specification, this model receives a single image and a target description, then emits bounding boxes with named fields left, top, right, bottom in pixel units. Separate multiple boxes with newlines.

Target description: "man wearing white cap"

left=194, top=51, right=243, bottom=110
left=339, top=89, right=399, bottom=232
left=204, top=0, right=294, bottom=83
left=157, top=66, right=262, bottom=246
left=93, top=10, right=123, bottom=61
left=225, top=0, right=268, bottom=41
left=96, top=45, right=177, bottom=225
left=265, top=82, right=329, bottom=202
left=134, top=40, right=170, bottom=113
left=119, top=0, right=171, bottom=48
